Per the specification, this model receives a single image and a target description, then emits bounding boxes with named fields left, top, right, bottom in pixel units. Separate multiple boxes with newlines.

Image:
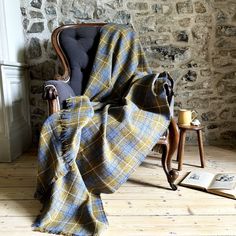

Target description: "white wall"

left=0, top=0, right=25, bottom=63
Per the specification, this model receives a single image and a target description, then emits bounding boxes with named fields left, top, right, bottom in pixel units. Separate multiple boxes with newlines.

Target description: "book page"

left=180, top=171, right=215, bottom=190
left=208, top=173, right=236, bottom=190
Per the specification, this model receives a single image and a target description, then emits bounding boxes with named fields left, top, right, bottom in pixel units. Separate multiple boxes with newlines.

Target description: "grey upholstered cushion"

left=59, top=26, right=101, bottom=95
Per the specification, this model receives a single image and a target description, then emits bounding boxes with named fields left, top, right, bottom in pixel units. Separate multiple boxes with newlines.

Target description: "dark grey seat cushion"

left=59, top=26, right=101, bottom=95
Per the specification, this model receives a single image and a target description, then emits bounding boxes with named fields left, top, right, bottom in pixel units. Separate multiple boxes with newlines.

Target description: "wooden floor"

left=0, top=146, right=236, bottom=236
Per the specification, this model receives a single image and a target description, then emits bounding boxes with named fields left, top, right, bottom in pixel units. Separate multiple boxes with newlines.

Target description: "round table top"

left=178, top=124, right=204, bottom=130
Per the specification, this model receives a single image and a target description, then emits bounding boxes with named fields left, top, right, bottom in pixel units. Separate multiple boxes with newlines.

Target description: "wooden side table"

left=177, top=125, right=205, bottom=171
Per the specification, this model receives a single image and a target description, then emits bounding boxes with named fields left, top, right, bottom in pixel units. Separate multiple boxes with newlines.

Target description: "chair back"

left=51, top=23, right=106, bottom=95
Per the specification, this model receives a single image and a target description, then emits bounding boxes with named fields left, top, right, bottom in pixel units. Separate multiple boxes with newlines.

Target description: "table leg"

left=177, top=129, right=186, bottom=171
left=197, top=130, right=205, bottom=168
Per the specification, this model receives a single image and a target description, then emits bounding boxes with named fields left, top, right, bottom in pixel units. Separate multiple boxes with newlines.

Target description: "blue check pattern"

left=33, top=24, right=172, bottom=236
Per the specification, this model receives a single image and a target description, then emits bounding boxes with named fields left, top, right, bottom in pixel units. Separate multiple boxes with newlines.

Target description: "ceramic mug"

left=178, top=109, right=197, bottom=126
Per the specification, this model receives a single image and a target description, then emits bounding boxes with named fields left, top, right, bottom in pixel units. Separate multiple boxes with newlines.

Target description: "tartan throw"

left=33, top=23, right=173, bottom=236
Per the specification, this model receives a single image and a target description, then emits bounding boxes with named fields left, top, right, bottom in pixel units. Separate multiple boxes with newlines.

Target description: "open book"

left=180, top=170, right=236, bottom=199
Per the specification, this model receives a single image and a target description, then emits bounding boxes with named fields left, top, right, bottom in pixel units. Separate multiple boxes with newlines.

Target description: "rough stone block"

left=105, top=0, right=123, bottom=9
left=200, top=69, right=212, bottom=76
left=154, top=35, right=171, bottom=44
left=187, top=97, right=209, bottom=109
left=216, top=25, right=236, bottom=37
left=201, top=111, right=217, bottom=121
left=20, top=7, right=26, bottom=16
left=30, top=11, right=44, bottom=19
left=194, top=1, right=207, bottom=13
left=230, top=50, right=236, bottom=58
left=41, top=61, right=56, bottom=81
left=28, top=22, right=44, bottom=33
left=192, top=25, right=209, bottom=40
left=23, top=18, right=29, bottom=30
left=220, top=131, right=236, bottom=141
left=209, top=98, right=224, bottom=110
left=162, top=4, right=172, bottom=14
left=28, top=37, right=42, bottom=59
left=182, top=70, right=197, bottom=82
left=219, top=108, right=230, bottom=120
left=215, top=38, right=235, bottom=48
left=233, top=110, right=236, bottom=118
left=157, top=26, right=171, bottom=33
left=150, top=45, right=190, bottom=62
left=60, top=1, right=72, bottom=15
left=180, top=60, right=200, bottom=69
left=48, top=19, right=58, bottom=33
left=151, top=4, right=162, bottom=13
left=31, top=85, right=43, bottom=94
left=32, top=107, right=46, bottom=116
left=30, top=0, right=42, bottom=9
left=151, top=3, right=172, bottom=14
left=127, top=2, right=148, bottom=11
left=72, top=7, right=95, bottom=19
left=173, top=30, right=189, bottom=42
left=176, top=1, right=193, bottom=14
left=30, top=65, right=42, bottom=81
left=215, top=9, right=228, bottom=23
left=212, top=56, right=234, bottom=68
left=71, top=0, right=96, bottom=19
left=207, top=124, right=218, bottom=129
left=114, top=10, right=131, bottom=24
left=195, top=15, right=212, bottom=24
left=46, top=40, right=57, bottom=59
left=134, top=16, right=156, bottom=32
left=217, top=80, right=236, bottom=95
left=30, top=60, right=55, bottom=81
left=178, top=18, right=191, bottom=27
left=225, top=96, right=236, bottom=104
left=223, top=71, right=236, bottom=80
left=45, top=6, right=57, bottom=15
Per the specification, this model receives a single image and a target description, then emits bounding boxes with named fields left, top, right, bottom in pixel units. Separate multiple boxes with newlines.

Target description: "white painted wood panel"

left=0, top=65, right=31, bottom=162
left=0, top=0, right=31, bottom=162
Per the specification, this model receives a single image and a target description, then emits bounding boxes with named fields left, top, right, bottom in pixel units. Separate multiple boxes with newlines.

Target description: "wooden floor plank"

left=0, top=146, right=235, bottom=235
left=1, top=215, right=236, bottom=236
left=0, top=200, right=41, bottom=217
left=0, top=187, right=35, bottom=200
left=104, top=215, right=236, bottom=236
left=0, top=176, right=36, bottom=187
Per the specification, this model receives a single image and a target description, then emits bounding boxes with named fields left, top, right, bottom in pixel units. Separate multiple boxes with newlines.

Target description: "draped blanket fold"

left=33, top=23, right=173, bottom=236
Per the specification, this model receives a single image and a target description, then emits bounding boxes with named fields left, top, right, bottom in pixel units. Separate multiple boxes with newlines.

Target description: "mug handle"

left=191, top=110, right=198, bottom=121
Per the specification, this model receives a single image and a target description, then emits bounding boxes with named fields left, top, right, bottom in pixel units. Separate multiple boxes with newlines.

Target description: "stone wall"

left=20, top=0, right=236, bottom=146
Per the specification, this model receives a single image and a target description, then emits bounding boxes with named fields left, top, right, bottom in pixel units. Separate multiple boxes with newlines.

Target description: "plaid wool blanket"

left=33, top=24, right=172, bottom=236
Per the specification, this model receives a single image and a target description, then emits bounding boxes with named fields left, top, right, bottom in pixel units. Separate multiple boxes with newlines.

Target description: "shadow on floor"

left=127, top=178, right=171, bottom=190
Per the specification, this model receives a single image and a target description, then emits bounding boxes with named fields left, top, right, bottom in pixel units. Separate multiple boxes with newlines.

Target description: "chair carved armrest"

left=42, top=85, right=60, bottom=115
left=42, top=80, right=76, bottom=115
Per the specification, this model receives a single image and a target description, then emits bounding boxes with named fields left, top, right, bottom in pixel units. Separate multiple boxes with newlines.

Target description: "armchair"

left=43, top=23, right=179, bottom=190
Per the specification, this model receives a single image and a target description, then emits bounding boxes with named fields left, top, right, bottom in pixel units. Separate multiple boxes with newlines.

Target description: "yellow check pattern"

left=33, top=24, right=172, bottom=236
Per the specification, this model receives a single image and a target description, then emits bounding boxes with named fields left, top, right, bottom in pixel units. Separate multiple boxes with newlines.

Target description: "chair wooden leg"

left=197, top=130, right=205, bottom=168
left=161, top=143, right=178, bottom=190
left=168, top=118, right=180, bottom=164
left=177, top=129, right=186, bottom=171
